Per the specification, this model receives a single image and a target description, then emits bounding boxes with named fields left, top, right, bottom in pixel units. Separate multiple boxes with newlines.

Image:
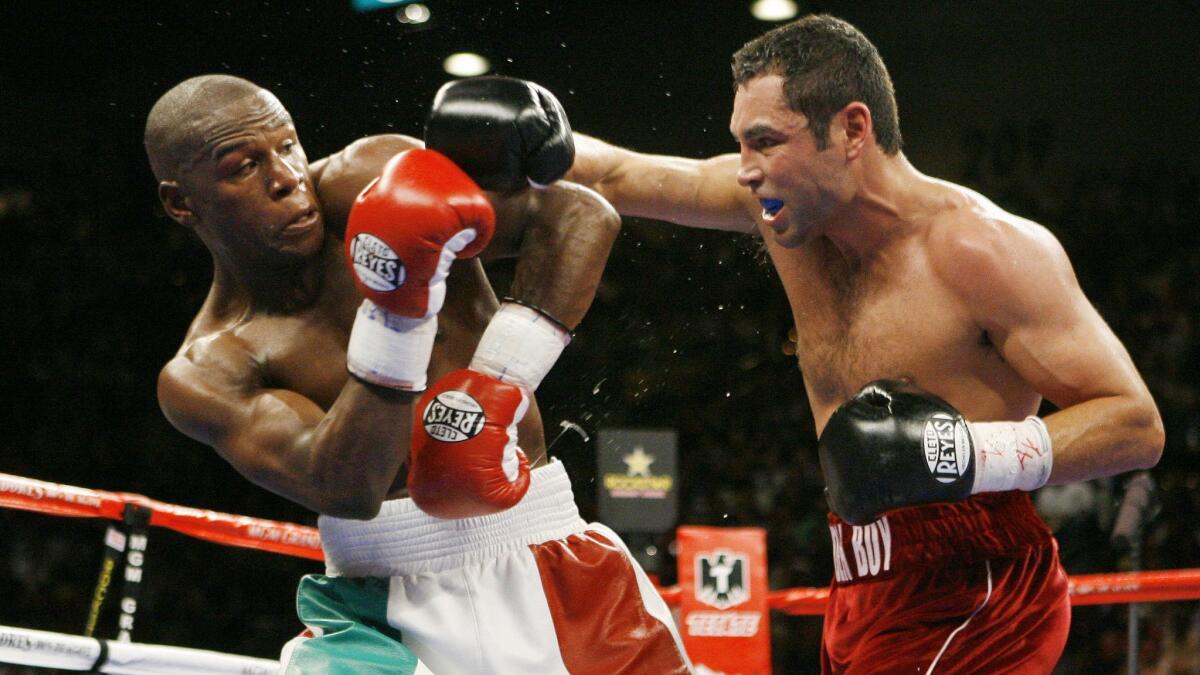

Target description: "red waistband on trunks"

left=826, top=491, right=1053, bottom=586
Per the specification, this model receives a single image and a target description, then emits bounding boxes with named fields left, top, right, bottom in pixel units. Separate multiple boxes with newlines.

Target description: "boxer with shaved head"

left=148, top=74, right=690, bottom=674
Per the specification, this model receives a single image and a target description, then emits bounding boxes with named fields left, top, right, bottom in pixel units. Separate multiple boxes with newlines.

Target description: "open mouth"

left=760, top=198, right=785, bottom=219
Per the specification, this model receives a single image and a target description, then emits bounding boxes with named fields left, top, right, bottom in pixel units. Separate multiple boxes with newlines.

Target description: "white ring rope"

left=0, top=623, right=277, bottom=674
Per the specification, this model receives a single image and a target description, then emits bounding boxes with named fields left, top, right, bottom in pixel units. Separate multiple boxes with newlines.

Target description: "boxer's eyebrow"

left=213, top=140, right=251, bottom=161
left=737, top=124, right=778, bottom=142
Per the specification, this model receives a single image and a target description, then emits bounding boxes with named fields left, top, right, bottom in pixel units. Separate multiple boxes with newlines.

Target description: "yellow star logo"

left=623, top=447, right=655, bottom=477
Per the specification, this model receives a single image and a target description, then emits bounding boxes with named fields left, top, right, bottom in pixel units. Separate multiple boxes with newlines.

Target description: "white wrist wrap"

left=346, top=299, right=436, bottom=391
left=969, top=416, right=1053, bottom=494
left=469, top=302, right=570, bottom=391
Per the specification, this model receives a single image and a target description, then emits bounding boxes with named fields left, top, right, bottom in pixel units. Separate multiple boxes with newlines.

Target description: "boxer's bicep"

left=935, top=216, right=1162, bottom=480
left=950, top=221, right=1140, bottom=407
left=158, top=349, right=329, bottom=506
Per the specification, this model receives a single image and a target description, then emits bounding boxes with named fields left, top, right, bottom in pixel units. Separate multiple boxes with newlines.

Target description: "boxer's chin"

left=768, top=214, right=808, bottom=249
left=277, top=211, right=325, bottom=257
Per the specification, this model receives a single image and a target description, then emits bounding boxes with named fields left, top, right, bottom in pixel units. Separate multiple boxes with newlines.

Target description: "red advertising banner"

left=677, top=526, right=771, bottom=674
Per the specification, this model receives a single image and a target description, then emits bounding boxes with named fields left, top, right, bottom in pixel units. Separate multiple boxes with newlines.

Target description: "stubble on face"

left=731, top=75, right=826, bottom=248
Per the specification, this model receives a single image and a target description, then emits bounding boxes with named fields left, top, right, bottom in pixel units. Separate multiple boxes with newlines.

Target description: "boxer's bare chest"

left=235, top=278, right=360, bottom=410
left=772, top=238, right=1031, bottom=427
left=247, top=315, right=352, bottom=408
left=211, top=255, right=495, bottom=413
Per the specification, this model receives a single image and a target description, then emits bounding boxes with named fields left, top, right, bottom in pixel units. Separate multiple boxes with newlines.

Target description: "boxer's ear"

left=840, top=102, right=872, bottom=161
left=158, top=181, right=195, bottom=227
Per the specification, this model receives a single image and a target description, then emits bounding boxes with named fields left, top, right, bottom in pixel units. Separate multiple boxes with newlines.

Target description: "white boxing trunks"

left=279, top=460, right=692, bottom=674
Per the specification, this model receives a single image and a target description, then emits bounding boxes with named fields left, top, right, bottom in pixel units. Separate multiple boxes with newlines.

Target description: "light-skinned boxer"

left=444, top=14, right=1164, bottom=673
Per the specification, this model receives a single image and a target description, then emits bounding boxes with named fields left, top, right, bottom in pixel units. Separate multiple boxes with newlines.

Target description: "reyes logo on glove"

left=922, top=413, right=973, bottom=483
left=422, top=391, right=486, bottom=442
left=349, top=233, right=406, bottom=292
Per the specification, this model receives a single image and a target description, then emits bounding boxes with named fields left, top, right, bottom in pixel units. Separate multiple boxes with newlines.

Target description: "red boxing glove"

left=345, top=148, right=494, bottom=318
left=408, top=369, right=532, bottom=518
left=343, top=149, right=495, bottom=390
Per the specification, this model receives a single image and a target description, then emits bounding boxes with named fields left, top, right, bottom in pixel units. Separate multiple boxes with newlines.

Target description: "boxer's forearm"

left=570, top=134, right=755, bottom=232
left=293, top=381, right=416, bottom=518
left=1042, top=393, right=1164, bottom=483
left=508, top=182, right=620, bottom=329
left=567, top=134, right=629, bottom=189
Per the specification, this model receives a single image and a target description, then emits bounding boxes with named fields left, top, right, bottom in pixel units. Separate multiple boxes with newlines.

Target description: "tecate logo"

left=422, top=391, right=485, bottom=442
left=923, top=412, right=972, bottom=484
left=350, top=233, right=405, bottom=292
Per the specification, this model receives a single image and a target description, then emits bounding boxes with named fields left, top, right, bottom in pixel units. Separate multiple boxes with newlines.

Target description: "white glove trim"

left=469, top=302, right=570, bottom=391
left=420, top=228, right=478, bottom=318
left=969, top=416, right=1054, bottom=493
left=346, top=299, right=436, bottom=391
left=501, top=389, right=531, bottom=482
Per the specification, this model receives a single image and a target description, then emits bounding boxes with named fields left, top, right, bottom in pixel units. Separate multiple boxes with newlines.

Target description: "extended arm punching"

left=569, top=134, right=758, bottom=233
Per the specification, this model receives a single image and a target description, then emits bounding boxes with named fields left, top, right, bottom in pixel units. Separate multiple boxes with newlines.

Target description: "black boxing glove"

left=818, top=380, right=1052, bottom=525
left=425, top=76, right=574, bottom=192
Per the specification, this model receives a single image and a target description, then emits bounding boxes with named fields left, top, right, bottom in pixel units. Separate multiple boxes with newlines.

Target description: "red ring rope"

left=0, top=472, right=321, bottom=560
left=4, top=472, right=1198, bottom=613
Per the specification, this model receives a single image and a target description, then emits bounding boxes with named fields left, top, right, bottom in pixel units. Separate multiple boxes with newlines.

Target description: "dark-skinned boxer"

left=148, top=74, right=690, bottom=674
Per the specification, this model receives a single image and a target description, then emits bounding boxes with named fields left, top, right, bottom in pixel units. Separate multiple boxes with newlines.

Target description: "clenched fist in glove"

left=408, top=302, right=571, bottom=518
left=343, top=149, right=494, bottom=391
left=425, top=76, right=574, bottom=192
left=407, top=369, right=532, bottom=519
left=819, top=379, right=1053, bottom=525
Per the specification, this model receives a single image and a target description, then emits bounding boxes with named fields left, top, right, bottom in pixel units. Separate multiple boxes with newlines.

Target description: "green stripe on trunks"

left=284, top=574, right=420, bottom=675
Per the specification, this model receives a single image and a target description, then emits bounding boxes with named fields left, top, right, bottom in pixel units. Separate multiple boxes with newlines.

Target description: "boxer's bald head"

left=145, top=74, right=291, bottom=181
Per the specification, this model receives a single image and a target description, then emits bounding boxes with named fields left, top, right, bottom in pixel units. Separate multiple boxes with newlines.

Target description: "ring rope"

left=0, top=472, right=321, bottom=560
left=5, top=471, right=1199, bottom=614
left=0, top=623, right=277, bottom=674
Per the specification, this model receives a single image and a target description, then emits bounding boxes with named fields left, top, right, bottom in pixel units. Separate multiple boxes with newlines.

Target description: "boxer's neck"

left=822, top=152, right=928, bottom=262
left=210, top=237, right=332, bottom=315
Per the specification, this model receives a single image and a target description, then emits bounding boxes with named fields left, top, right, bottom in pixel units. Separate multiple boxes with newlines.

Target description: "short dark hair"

left=144, top=74, right=274, bottom=181
left=732, top=15, right=902, bottom=155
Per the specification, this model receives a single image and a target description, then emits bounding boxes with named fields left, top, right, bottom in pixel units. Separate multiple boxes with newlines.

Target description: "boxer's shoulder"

left=158, top=326, right=266, bottom=445
left=922, top=188, right=1067, bottom=310
left=166, top=322, right=264, bottom=393
left=922, top=182, right=1054, bottom=251
left=313, top=134, right=424, bottom=233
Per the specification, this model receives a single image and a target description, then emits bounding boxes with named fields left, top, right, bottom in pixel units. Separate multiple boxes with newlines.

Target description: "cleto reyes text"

left=351, top=238, right=400, bottom=284
left=422, top=399, right=484, bottom=442
left=924, top=413, right=966, bottom=482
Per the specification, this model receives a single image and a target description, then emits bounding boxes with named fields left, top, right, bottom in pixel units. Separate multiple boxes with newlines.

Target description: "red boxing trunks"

left=822, top=491, right=1070, bottom=674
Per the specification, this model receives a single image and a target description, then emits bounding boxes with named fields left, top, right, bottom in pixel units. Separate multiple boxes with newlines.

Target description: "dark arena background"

left=2, top=1, right=1199, bottom=672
